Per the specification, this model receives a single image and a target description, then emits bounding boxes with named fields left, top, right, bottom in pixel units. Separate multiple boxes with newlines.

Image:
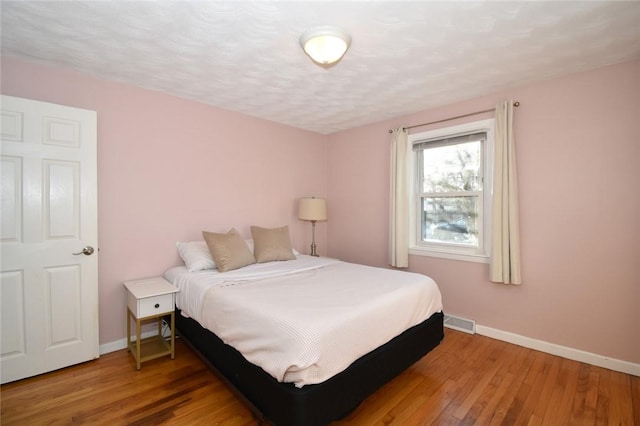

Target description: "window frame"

left=408, top=118, right=495, bottom=263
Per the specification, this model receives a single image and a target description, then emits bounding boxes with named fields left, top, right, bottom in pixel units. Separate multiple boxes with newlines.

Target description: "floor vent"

left=444, top=314, right=476, bottom=334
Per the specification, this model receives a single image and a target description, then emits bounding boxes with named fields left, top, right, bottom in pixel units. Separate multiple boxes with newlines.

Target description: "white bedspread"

left=165, top=255, right=443, bottom=387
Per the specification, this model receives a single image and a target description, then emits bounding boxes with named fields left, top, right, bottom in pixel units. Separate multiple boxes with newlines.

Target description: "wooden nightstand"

left=123, top=277, right=178, bottom=370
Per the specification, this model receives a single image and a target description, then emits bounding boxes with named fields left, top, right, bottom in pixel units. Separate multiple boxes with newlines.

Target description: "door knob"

left=72, top=246, right=95, bottom=256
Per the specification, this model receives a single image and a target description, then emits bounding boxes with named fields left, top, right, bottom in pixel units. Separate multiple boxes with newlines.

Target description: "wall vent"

left=444, top=314, right=476, bottom=334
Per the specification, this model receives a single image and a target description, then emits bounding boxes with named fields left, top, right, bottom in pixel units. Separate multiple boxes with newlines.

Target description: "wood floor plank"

left=452, top=346, right=508, bottom=420
left=463, top=370, right=517, bottom=425
left=500, top=350, right=542, bottom=425
left=596, top=367, right=613, bottom=425
left=633, top=374, right=640, bottom=425
left=531, top=355, right=563, bottom=423
left=427, top=336, right=507, bottom=424
left=394, top=379, right=458, bottom=425
left=1, top=329, right=638, bottom=425
left=514, top=352, right=556, bottom=425
left=540, top=359, right=578, bottom=425
left=608, top=370, right=636, bottom=426
left=484, top=346, right=537, bottom=425
left=569, top=363, right=599, bottom=426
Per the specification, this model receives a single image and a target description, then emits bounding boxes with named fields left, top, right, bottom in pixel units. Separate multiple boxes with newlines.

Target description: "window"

left=409, top=119, right=494, bottom=262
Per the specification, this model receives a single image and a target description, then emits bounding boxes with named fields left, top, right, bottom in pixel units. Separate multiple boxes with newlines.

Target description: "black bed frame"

left=176, top=309, right=444, bottom=426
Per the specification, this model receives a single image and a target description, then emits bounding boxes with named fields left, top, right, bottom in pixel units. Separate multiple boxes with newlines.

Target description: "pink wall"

left=1, top=56, right=328, bottom=345
left=2, top=55, right=638, bottom=365
left=327, top=59, right=640, bottom=364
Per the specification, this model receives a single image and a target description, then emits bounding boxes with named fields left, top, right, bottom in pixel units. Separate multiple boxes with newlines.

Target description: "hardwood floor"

left=2, top=329, right=638, bottom=425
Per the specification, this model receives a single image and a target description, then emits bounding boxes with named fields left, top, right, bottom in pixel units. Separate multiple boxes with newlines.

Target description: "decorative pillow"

left=245, top=238, right=300, bottom=256
left=250, top=225, right=296, bottom=263
left=203, top=228, right=256, bottom=272
left=176, top=241, right=216, bottom=272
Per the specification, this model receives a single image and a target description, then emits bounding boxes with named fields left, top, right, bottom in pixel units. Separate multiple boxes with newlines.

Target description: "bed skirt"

left=175, top=309, right=444, bottom=426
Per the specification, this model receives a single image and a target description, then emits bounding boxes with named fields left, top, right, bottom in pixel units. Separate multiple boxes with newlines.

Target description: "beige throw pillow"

left=251, top=225, right=296, bottom=263
left=202, top=228, right=255, bottom=272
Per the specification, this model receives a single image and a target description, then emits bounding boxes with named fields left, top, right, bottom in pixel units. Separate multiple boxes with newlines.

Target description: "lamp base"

left=310, top=220, right=319, bottom=256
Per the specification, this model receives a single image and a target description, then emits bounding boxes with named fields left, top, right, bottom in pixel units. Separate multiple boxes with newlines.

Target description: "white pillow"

left=176, top=241, right=216, bottom=272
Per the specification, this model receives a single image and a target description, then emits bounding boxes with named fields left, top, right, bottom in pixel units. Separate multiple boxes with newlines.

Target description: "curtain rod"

left=388, top=101, right=520, bottom=133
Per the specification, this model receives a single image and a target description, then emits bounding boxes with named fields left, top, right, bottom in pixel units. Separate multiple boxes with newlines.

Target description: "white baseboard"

left=476, top=325, right=640, bottom=377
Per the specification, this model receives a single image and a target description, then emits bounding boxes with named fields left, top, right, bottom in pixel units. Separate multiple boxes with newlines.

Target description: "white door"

left=1, top=95, right=99, bottom=384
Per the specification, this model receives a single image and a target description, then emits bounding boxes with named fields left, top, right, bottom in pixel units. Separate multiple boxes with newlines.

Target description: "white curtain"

left=389, top=127, right=409, bottom=268
left=490, top=100, right=522, bottom=284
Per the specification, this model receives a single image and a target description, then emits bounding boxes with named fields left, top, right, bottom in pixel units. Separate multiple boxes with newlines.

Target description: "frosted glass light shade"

left=300, top=26, right=351, bottom=65
left=298, top=197, right=327, bottom=221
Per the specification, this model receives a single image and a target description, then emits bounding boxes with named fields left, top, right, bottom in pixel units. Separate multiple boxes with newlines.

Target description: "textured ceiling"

left=2, top=1, right=640, bottom=135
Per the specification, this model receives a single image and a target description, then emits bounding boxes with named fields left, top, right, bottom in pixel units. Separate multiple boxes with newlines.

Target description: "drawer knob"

left=154, top=303, right=160, bottom=308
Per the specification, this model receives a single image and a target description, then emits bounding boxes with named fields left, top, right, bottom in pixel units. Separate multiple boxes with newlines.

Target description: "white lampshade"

left=298, top=197, right=327, bottom=221
left=300, top=26, right=351, bottom=65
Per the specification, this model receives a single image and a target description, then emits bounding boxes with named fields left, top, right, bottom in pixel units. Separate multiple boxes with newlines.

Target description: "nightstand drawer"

left=128, top=292, right=174, bottom=318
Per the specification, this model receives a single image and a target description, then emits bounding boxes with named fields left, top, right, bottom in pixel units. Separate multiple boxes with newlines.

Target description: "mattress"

left=176, top=308, right=444, bottom=426
left=165, top=255, right=443, bottom=388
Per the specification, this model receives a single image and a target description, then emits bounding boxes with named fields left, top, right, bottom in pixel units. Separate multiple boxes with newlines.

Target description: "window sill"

left=409, top=247, right=490, bottom=264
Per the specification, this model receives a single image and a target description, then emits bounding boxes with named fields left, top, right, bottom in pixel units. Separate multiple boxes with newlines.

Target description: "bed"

left=165, top=253, right=444, bottom=425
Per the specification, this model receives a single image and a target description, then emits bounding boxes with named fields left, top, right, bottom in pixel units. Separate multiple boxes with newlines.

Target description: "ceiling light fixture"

left=300, top=26, right=351, bottom=65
